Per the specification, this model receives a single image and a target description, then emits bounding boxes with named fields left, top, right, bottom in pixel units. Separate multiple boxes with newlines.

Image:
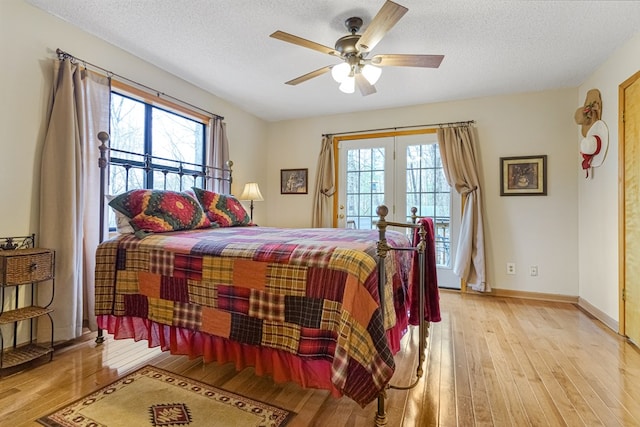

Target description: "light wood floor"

left=2, top=290, right=640, bottom=426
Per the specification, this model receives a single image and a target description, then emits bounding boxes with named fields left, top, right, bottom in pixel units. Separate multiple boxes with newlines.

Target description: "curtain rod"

left=322, top=120, right=475, bottom=137
left=55, top=48, right=224, bottom=121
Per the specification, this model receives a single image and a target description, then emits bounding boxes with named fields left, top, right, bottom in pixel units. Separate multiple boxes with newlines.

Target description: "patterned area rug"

left=37, top=365, right=293, bottom=427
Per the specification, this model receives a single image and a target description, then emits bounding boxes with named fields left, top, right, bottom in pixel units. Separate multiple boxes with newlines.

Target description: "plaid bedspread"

left=95, top=226, right=412, bottom=405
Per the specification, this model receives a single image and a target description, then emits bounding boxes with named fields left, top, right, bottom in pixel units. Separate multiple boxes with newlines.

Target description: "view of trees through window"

left=342, top=138, right=451, bottom=268
left=406, top=143, right=451, bottom=266
left=346, top=147, right=386, bottom=229
left=107, top=91, right=206, bottom=228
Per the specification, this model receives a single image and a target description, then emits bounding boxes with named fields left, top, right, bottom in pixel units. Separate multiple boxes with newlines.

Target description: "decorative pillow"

left=191, top=187, right=251, bottom=227
left=105, top=195, right=135, bottom=234
left=108, top=189, right=211, bottom=233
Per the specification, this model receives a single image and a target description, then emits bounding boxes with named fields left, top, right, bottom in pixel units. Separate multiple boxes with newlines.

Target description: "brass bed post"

left=375, top=205, right=390, bottom=426
left=95, top=131, right=110, bottom=344
left=374, top=205, right=428, bottom=426
left=226, top=160, right=233, bottom=192
left=410, top=206, right=430, bottom=352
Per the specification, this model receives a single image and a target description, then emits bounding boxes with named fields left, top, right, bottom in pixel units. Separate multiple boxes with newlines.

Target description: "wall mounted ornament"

left=575, top=89, right=607, bottom=178
left=579, top=120, right=608, bottom=178
left=574, top=89, right=602, bottom=137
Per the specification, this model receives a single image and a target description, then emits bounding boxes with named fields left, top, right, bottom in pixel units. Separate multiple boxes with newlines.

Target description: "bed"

left=94, top=131, right=436, bottom=425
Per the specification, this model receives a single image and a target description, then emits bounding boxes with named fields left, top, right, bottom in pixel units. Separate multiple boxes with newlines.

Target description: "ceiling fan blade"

left=270, top=30, right=339, bottom=57
left=356, top=0, right=408, bottom=53
left=371, top=54, right=444, bottom=68
left=355, top=73, right=377, bottom=96
left=285, top=65, right=332, bottom=85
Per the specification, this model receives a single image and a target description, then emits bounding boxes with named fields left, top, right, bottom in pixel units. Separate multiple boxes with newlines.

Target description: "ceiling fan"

left=270, top=0, right=444, bottom=96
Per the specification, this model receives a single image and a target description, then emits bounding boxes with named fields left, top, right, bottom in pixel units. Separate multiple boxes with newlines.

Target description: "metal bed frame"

left=94, top=131, right=430, bottom=426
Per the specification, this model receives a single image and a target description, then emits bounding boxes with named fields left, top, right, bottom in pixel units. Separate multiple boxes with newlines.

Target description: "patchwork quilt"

left=95, top=226, right=412, bottom=405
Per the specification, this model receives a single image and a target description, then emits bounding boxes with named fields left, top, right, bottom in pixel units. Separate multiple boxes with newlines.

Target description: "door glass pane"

left=406, top=143, right=451, bottom=267
left=372, top=147, right=385, bottom=169
left=345, top=147, right=385, bottom=229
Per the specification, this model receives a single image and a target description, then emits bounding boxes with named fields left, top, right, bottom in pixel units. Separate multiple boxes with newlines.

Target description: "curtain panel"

left=39, top=59, right=110, bottom=341
left=206, top=118, right=230, bottom=194
left=312, top=135, right=335, bottom=227
left=437, top=125, right=488, bottom=291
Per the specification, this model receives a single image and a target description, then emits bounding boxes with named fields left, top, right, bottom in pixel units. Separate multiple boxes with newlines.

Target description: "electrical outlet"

left=506, top=262, right=516, bottom=275
left=530, top=266, right=538, bottom=276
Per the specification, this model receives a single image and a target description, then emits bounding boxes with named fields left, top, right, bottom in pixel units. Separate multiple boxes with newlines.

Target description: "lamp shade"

left=331, top=62, right=351, bottom=83
left=361, top=64, right=382, bottom=85
left=239, top=182, right=264, bottom=201
left=339, top=76, right=355, bottom=94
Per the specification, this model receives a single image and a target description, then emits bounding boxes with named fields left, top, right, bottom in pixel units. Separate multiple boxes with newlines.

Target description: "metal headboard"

left=96, top=131, right=233, bottom=243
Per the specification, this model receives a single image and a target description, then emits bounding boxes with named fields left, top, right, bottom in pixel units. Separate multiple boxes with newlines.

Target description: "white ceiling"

left=27, top=0, right=640, bottom=122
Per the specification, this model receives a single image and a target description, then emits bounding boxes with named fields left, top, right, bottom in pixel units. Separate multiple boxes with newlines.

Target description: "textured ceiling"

left=26, top=0, right=640, bottom=122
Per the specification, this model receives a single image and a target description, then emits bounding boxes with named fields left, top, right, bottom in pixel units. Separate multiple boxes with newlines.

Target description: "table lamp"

left=238, top=182, right=264, bottom=221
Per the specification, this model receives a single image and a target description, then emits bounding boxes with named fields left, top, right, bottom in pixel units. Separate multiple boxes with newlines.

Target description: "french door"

left=337, top=131, right=460, bottom=288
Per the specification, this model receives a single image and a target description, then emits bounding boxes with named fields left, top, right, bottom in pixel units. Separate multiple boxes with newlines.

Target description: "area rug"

left=37, top=365, right=293, bottom=427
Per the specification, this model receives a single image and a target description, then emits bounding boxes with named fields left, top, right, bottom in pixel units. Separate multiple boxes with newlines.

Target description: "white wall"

left=577, top=32, right=640, bottom=324
left=266, top=89, right=579, bottom=296
left=0, top=0, right=269, bottom=237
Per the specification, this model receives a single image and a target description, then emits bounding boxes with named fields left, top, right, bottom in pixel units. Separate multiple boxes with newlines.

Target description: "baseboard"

left=486, top=287, right=579, bottom=304
left=577, top=297, right=619, bottom=333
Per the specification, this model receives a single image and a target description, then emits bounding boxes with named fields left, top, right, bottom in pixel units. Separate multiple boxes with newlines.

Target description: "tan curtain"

left=206, top=118, right=230, bottom=193
left=312, top=135, right=335, bottom=227
left=437, top=125, right=488, bottom=291
left=39, top=59, right=110, bottom=341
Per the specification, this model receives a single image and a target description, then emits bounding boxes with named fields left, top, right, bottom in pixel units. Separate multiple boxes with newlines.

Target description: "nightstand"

left=0, top=237, right=55, bottom=371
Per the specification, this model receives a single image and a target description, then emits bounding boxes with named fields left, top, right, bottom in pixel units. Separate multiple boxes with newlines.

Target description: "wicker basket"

left=0, top=248, right=54, bottom=285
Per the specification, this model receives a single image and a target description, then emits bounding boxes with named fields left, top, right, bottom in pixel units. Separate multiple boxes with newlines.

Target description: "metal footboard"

left=374, top=205, right=429, bottom=426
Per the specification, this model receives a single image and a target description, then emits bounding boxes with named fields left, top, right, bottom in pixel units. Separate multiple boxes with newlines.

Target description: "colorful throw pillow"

left=191, top=187, right=251, bottom=227
left=108, top=189, right=211, bottom=233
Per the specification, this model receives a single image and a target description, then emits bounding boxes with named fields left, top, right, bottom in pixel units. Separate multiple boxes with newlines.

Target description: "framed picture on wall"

left=280, top=168, right=308, bottom=194
left=500, top=155, right=547, bottom=196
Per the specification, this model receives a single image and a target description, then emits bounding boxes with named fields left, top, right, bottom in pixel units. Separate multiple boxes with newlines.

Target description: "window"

left=107, top=84, right=208, bottom=229
left=109, top=91, right=206, bottom=194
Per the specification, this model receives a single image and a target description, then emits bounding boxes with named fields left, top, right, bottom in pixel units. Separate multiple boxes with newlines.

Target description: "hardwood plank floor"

left=2, top=290, right=640, bottom=426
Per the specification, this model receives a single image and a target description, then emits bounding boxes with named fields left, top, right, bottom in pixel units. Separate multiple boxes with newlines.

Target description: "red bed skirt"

left=98, top=314, right=407, bottom=400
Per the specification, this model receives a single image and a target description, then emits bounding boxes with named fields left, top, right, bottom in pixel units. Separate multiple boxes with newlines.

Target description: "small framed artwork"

left=500, top=155, right=547, bottom=196
left=281, top=168, right=308, bottom=194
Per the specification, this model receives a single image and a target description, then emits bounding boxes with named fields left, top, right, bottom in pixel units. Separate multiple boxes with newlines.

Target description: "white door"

left=338, top=132, right=461, bottom=289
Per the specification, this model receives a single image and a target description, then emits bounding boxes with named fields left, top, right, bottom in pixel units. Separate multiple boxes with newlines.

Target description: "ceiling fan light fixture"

left=361, top=64, right=382, bottom=85
left=270, top=1, right=443, bottom=96
left=339, top=76, right=355, bottom=94
left=331, top=62, right=351, bottom=83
